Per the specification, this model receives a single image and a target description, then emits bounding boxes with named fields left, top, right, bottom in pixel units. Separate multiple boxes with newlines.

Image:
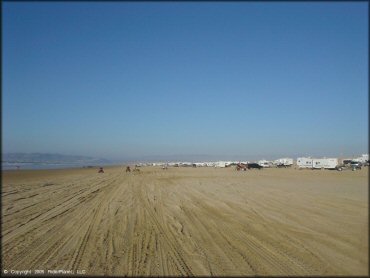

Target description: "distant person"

left=126, top=166, right=131, bottom=173
left=98, top=167, right=104, bottom=173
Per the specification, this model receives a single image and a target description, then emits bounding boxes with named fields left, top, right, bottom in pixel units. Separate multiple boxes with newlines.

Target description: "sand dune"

left=2, top=166, right=368, bottom=275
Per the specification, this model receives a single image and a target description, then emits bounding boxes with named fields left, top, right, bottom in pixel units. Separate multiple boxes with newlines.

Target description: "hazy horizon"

left=3, top=3, right=368, bottom=160
left=2, top=151, right=367, bottom=164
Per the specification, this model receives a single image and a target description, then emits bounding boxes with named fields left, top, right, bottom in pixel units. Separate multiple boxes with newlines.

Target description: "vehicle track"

left=2, top=167, right=368, bottom=275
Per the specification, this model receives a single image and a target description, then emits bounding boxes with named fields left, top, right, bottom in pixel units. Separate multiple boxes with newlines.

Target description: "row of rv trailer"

left=135, top=154, right=369, bottom=170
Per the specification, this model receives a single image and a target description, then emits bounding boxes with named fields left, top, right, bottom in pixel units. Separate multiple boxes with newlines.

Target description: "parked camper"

left=215, top=161, right=227, bottom=168
left=353, top=154, right=369, bottom=164
left=312, top=158, right=326, bottom=169
left=258, top=160, right=273, bottom=168
left=297, top=157, right=313, bottom=169
left=274, top=158, right=294, bottom=167
left=312, top=158, right=338, bottom=170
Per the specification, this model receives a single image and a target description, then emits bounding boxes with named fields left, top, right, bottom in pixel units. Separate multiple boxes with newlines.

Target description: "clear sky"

left=3, top=2, right=368, bottom=161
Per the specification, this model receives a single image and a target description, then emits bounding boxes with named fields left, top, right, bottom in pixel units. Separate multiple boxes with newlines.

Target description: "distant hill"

left=2, top=153, right=111, bottom=165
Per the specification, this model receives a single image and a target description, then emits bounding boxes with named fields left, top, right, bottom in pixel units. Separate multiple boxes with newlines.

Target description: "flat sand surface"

left=2, top=166, right=368, bottom=276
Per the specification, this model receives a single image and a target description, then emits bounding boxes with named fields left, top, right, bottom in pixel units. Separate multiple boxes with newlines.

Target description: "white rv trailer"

left=312, top=159, right=325, bottom=169
left=353, top=154, right=369, bottom=163
left=179, top=162, right=192, bottom=167
left=362, top=154, right=369, bottom=161
left=274, top=158, right=294, bottom=167
left=258, top=160, right=273, bottom=168
left=297, top=157, right=313, bottom=168
left=312, top=158, right=338, bottom=169
left=214, top=161, right=227, bottom=168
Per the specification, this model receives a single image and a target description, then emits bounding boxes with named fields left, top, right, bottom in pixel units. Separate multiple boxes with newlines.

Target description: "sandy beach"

left=2, top=166, right=368, bottom=276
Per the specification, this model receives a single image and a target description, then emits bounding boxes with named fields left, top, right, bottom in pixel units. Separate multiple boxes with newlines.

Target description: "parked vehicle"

left=298, top=157, right=339, bottom=170
left=297, top=157, right=313, bottom=169
left=247, top=163, right=263, bottom=169
left=258, top=160, right=273, bottom=168
left=353, top=154, right=369, bottom=164
left=274, top=158, right=294, bottom=167
left=312, top=158, right=339, bottom=170
left=214, top=161, right=227, bottom=168
left=350, top=161, right=362, bottom=171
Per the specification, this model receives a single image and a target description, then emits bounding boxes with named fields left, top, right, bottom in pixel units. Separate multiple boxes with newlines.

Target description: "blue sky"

left=3, top=2, right=368, bottom=161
